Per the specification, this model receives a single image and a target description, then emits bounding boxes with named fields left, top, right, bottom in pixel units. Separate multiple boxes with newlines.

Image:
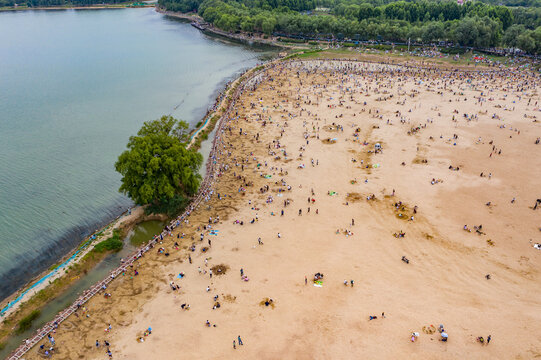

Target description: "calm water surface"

left=0, top=8, right=272, bottom=300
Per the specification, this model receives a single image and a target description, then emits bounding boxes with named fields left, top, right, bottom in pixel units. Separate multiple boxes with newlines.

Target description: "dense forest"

left=159, top=0, right=541, bottom=54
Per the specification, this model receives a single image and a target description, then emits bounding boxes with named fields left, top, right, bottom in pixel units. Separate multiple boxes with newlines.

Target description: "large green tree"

left=503, top=24, right=526, bottom=47
left=115, top=116, right=202, bottom=209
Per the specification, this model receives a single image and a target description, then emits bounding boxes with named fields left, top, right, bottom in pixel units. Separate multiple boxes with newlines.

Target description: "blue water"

left=0, top=8, right=272, bottom=301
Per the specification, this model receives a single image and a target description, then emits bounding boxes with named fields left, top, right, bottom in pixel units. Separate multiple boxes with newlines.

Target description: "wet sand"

left=27, top=59, right=541, bottom=359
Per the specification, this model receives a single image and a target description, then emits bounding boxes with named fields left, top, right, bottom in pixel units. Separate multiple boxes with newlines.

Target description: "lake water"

left=0, top=8, right=273, bottom=301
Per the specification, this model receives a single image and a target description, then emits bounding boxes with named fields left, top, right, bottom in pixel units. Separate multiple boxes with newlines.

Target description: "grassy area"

left=190, top=114, right=220, bottom=151
left=189, top=70, right=252, bottom=152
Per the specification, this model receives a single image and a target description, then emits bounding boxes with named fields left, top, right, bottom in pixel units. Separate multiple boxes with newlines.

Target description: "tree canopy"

left=115, top=116, right=202, bottom=210
left=159, top=0, right=541, bottom=54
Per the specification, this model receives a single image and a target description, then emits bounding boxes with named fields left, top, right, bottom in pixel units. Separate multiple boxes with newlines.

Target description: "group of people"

left=34, top=57, right=541, bottom=358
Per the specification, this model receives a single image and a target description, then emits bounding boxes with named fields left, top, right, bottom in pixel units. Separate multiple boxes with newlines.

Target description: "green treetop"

left=115, top=116, right=202, bottom=210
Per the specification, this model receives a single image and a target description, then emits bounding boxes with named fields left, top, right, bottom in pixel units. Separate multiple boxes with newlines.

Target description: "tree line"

left=159, top=0, right=541, bottom=54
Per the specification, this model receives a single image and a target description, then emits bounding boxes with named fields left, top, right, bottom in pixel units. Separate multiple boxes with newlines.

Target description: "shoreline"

left=0, top=210, right=130, bottom=316
left=3, top=55, right=271, bottom=359
left=0, top=206, right=167, bottom=321
left=157, top=8, right=290, bottom=50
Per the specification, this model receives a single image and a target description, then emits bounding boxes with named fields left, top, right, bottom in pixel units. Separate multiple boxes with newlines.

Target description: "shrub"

left=93, top=231, right=123, bottom=253
left=16, top=310, right=41, bottom=334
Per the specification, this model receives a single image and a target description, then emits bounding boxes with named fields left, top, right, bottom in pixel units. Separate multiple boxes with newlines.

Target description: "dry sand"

left=28, top=59, right=541, bottom=359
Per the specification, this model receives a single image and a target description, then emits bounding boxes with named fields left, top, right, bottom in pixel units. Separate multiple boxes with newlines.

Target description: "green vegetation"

left=115, top=115, right=202, bottom=215
left=145, top=194, right=191, bottom=217
left=160, top=0, right=541, bottom=54
left=93, top=230, right=123, bottom=253
left=16, top=310, right=40, bottom=334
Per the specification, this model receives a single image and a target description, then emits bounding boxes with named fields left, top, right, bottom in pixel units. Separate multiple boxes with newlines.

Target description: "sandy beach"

left=25, top=58, right=541, bottom=359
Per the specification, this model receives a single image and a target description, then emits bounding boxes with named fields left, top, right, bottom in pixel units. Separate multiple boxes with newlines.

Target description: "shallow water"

left=0, top=8, right=274, bottom=301
left=125, top=219, right=165, bottom=246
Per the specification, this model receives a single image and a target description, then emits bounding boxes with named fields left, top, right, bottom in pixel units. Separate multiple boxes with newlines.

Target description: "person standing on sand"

left=487, top=335, right=491, bottom=344
left=233, top=340, right=236, bottom=349
left=238, top=335, right=243, bottom=345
